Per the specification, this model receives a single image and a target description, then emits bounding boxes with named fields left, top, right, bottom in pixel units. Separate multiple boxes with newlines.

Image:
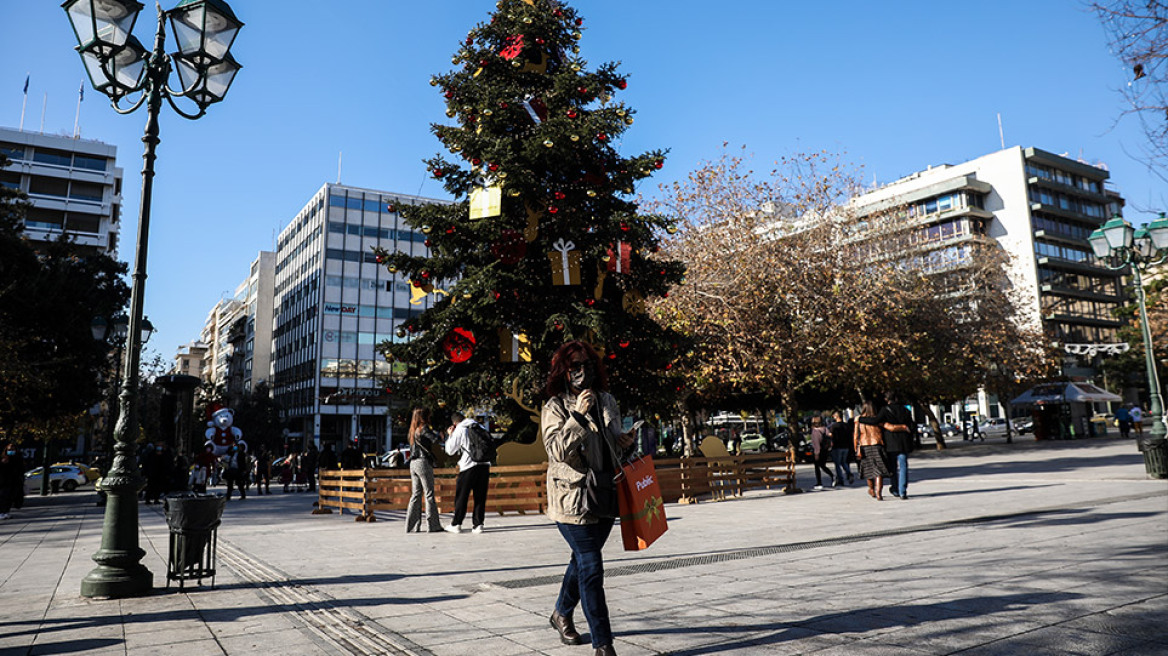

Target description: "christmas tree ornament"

left=606, top=241, right=632, bottom=273
left=570, top=134, right=580, bottom=142
left=617, top=79, right=628, bottom=89
left=521, top=51, right=548, bottom=74
left=386, top=203, right=396, bottom=213
left=524, top=204, right=542, bottom=242
left=483, top=108, right=494, bottom=116
left=548, top=206, right=559, bottom=214
left=387, top=264, right=398, bottom=274
left=521, top=95, right=548, bottom=123
left=469, top=184, right=503, bottom=220
left=597, top=133, right=609, bottom=142
left=445, top=90, right=455, bottom=99
left=445, top=108, right=456, bottom=118
left=523, top=16, right=533, bottom=24
left=666, top=224, right=678, bottom=234
left=622, top=289, right=647, bottom=314
left=421, top=225, right=432, bottom=234
left=567, top=109, right=577, bottom=118
left=508, top=189, right=522, bottom=197
left=616, top=108, right=626, bottom=117
left=548, top=238, right=581, bottom=285
left=498, top=329, right=533, bottom=362
left=433, top=168, right=445, bottom=178
left=543, top=139, right=554, bottom=148
left=395, top=326, right=408, bottom=339
left=442, top=327, right=476, bottom=363
left=438, top=398, right=448, bottom=408
left=624, top=117, right=634, bottom=125
left=500, top=34, right=525, bottom=60
left=570, top=63, right=581, bottom=72
left=511, top=60, right=522, bottom=68
left=488, top=162, right=499, bottom=171
left=654, top=159, right=664, bottom=169
left=429, top=76, right=439, bottom=86
left=587, top=189, right=597, bottom=197
left=498, top=171, right=508, bottom=179
left=426, top=358, right=437, bottom=367
left=491, top=229, right=527, bottom=265
left=553, top=191, right=566, bottom=200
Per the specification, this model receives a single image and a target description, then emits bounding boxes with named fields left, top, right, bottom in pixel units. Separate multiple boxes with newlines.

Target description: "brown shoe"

left=595, top=646, right=617, bottom=656
left=550, top=610, right=583, bottom=645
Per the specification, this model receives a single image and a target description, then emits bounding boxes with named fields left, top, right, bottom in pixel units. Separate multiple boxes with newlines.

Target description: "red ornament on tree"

left=490, top=229, right=527, bottom=265
left=445, top=90, right=454, bottom=99
left=567, top=109, right=578, bottom=119
left=433, top=168, right=445, bottom=178
left=597, top=133, right=609, bottom=142
left=488, top=162, right=499, bottom=171
left=554, top=191, right=566, bottom=200
left=617, top=79, right=628, bottom=90
left=442, top=328, right=476, bottom=364
left=654, top=159, right=664, bottom=169
left=577, top=86, right=588, bottom=95
left=548, top=206, right=559, bottom=214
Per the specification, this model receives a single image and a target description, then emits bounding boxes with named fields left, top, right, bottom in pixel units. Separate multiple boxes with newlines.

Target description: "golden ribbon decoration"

left=619, top=495, right=664, bottom=525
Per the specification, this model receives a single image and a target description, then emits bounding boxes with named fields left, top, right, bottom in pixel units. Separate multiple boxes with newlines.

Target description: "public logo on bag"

left=635, top=475, right=655, bottom=491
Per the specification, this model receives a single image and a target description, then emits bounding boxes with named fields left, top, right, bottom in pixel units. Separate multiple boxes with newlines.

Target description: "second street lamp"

left=64, top=0, right=242, bottom=599
left=1088, top=213, right=1168, bottom=479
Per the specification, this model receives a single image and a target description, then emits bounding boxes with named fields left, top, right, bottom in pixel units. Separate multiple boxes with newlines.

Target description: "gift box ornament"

left=500, top=35, right=525, bottom=60
left=548, top=238, right=581, bottom=285
left=498, top=329, right=532, bottom=363
left=521, top=95, right=548, bottom=124
left=469, top=184, right=502, bottom=220
left=606, top=241, right=632, bottom=274
left=521, top=51, right=548, bottom=74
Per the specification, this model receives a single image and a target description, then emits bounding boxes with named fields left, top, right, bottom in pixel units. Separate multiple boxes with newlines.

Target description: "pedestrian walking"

left=541, top=340, right=634, bottom=656
left=828, top=411, right=854, bottom=486
left=861, top=392, right=917, bottom=500
left=254, top=447, right=271, bottom=494
left=405, top=407, right=444, bottom=533
left=302, top=444, right=319, bottom=493
left=223, top=443, right=248, bottom=501
left=809, top=416, right=834, bottom=490
left=319, top=442, right=339, bottom=472
left=444, top=411, right=492, bottom=534
left=0, top=443, right=26, bottom=520
left=142, top=442, right=170, bottom=504
left=853, top=401, right=894, bottom=500
left=1130, top=404, right=1145, bottom=436
left=1114, top=405, right=1131, bottom=439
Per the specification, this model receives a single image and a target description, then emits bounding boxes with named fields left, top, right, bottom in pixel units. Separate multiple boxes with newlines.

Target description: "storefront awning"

left=1011, top=382, right=1122, bottom=406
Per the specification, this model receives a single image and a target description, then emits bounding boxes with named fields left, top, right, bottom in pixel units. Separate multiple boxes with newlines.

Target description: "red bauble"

left=433, top=168, right=445, bottom=177
left=442, top=328, right=476, bottom=364
left=554, top=191, right=566, bottom=200
left=488, top=163, right=499, bottom=171
left=585, top=298, right=595, bottom=307
left=412, top=280, right=422, bottom=288
left=619, top=222, right=630, bottom=231
left=445, top=226, right=455, bottom=234
left=472, top=158, right=482, bottom=166
left=618, top=340, right=630, bottom=349
left=444, top=91, right=454, bottom=99
left=617, top=79, right=628, bottom=90
left=577, top=86, right=588, bottom=95
left=535, top=37, right=545, bottom=45
left=597, top=133, right=609, bottom=142
left=548, top=206, right=559, bottom=214
left=423, top=239, right=432, bottom=247
left=567, top=109, right=578, bottom=119
left=576, top=18, right=583, bottom=26
left=386, top=204, right=396, bottom=212
left=490, top=229, right=527, bottom=265
left=654, top=160, right=664, bottom=169
left=607, top=352, right=616, bottom=360
left=421, top=271, right=431, bottom=279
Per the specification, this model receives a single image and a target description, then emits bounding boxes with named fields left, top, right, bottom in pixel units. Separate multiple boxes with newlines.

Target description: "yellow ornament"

left=446, top=108, right=456, bottom=118
left=483, top=108, right=493, bottom=116
left=616, top=108, right=626, bottom=117
left=544, top=139, right=554, bottom=148
left=523, top=17, right=533, bottom=24
left=429, top=77, right=439, bottom=86
left=387, top=264, right=398, bottom=274
left=625, top=117, right=634, bottom=125
left=587, top=190, right=597, bottom=197
left=666, top=224, right=678, bottom=235
left=508, top=189, right=521, bottom=197
left=570, top=134, right=580, bottom=142
left=426, top=358, right=437, bottom=367
left=438, top=398, right=448, bottom=408
left=421, top=225, right=432, bottom=234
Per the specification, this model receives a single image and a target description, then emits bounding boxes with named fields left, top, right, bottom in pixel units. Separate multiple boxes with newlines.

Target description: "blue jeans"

left=889, top=452, right=909, bottom=496
left=556, top=519, right=615, bottom=648
left=831, top=448, right=852, bottom=484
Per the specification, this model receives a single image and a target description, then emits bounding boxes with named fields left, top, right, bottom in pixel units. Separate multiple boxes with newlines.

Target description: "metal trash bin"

left=163, top=493, right=226, bottom=590
left=1139, top=438, right=1168, bottom=480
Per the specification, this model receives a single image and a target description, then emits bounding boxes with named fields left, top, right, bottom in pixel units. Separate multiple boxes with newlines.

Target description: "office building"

left=271, top=182, right=440, bottom=451
left=0, top=126, right=122, bottom=256
left=849, top=146, right=1126, bottom=418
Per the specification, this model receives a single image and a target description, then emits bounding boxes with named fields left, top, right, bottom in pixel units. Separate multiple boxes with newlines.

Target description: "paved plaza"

left=1, top=435, right=1166, bottom=655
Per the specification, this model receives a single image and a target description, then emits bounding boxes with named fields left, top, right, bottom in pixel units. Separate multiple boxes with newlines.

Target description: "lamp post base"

left=80, top=563, right=153, bottom=598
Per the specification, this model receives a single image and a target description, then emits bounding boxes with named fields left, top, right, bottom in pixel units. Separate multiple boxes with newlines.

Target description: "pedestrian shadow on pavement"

left=917, top=452, right=1144, bottom=481
left=622, top=591, right=1085, bottom=655
left=200, top=571, right=407, bottom=591
left=0, top=594, right=469, bottom=642
left=903, top=484, right=1060, bottom=499
left=5, top=637, right=122, bottom=654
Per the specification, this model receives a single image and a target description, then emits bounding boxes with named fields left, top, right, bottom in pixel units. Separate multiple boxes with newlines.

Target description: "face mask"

left=568, top=363, right=595, bottom=391
left=5, top=451, right=13, bottom=456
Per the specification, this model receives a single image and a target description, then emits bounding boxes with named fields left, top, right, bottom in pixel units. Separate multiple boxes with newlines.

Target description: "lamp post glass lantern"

left=65, top=0, right=241, bottom=598
left=1087, top=213, right=1168, bottom=479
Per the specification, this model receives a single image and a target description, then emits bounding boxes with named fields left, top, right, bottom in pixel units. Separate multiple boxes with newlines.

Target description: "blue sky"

left=2, top=1, right=1163, bottom=362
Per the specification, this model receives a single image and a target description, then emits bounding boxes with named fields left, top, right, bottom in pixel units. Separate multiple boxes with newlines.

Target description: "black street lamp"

left=90, top=314, right=152, bottom=501
left=1088, top=212, right=1168, bottom=479
left=65, top=0, right=242, bottom=599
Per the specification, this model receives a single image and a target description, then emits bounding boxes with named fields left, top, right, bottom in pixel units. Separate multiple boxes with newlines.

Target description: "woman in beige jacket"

left=541, top=340, right=633, bottom=656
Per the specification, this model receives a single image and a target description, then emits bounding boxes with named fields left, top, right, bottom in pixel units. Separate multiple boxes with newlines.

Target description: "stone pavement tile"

left=425, top=634, right=534, bottom=656
left=27, top=640, right=127, bottom=656
left=1104, top=642, right=1168, bottom=656
left=123, top=624, right=216, bottom=648
left=201, top=607, right=301, bottom=637
left=217, top=630, right=326, bottom=656
left=1060, top=607, right=1168, bottom=645
left=443, top=600, right=533, bottom=624
left=1006, top=625, right=1159, bottom=656
left=875, top=615, right=1047, bottom=652
left=407, top=624, right=496, bottom=647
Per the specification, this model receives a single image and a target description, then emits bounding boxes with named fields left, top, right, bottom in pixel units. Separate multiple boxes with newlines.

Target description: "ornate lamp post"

left=90, top=315, right=152, bottom=503
left=1088, top=212, right=1168, bottom=479
left=65, top=0, right=242, bottom=598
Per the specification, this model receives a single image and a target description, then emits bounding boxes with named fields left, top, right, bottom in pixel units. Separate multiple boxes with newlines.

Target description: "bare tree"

left=1092, top=0, right=1168, bottom=184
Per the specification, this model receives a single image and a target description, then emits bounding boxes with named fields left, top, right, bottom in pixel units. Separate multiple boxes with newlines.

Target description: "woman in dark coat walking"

left=0, top=444, right=26, bottom=520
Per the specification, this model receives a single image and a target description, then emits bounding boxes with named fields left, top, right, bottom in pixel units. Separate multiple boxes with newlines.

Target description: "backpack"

left=817, top=427, right=833, bottom=452
left=465, top=422, right=497, bottom=463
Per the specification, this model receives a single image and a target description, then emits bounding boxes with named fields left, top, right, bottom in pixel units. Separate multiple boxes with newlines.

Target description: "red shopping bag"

left=617, top=455, right=668, bottom=551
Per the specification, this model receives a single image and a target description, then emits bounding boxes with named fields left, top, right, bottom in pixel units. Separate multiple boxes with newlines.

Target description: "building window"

left=32, top=148, right=73, bottom=167
left=69, top=180, right=104, bottom=202
left=29, top=176, right=69, bottom=198
left=65, top=213, right=101, bottom=233
left=73, top=154, right=107, bottom=171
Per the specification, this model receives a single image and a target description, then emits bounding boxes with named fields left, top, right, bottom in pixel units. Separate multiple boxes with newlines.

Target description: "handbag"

left=617, top=455, right=668, bottom=550
left=581, top=397, right=623, bottom=520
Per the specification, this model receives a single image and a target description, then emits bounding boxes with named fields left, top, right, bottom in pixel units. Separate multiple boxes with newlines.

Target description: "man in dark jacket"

left=828, top=412, right=854, bottom=486
left=860, top=392, right=917, bottom=500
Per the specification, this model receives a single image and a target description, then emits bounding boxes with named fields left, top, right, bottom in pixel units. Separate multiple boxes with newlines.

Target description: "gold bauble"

left=445, top=108, right=456, bottom=118
left=387, top=264, right=398, bottom=274
left=572, top=31, right=582, bottom=40
left=523, top=16, right=533, bottom=24
left=508, top=189, right=521, bottom=197
left=601, top=253, right=611, bottom=262
left=616, top=108, right=626, bottom=117
left=452, top=56, right=461, bottom=64
left=544, top=140, right=554, bottom=148
left=421, top=225, right=432, bottom=234
left=624, top=187, right=634, bottom=194
left=450, top=144, right=462, bottom=152
left=482, top=108, right=493, bottom=116
left=666, top=225, right=678, bottom=234
left=587, top=190, right=597, bottom=197
left=512, top=60, right=522, bottom=68
left=572, top=45, right=580, bottom=53
left=498, top=171, right=508, bottom=179
left=570, top=63, right=582, bottom=72
left=429, top=77, right=439, bottom=86
left=463, top=293, right=472, bottom=299
left=570, top=134, right=580, bottom=142
left=463, top=105, right=473, bottom=112
left=438, top=399, right=448, bottom=408
left=624, top=117, right=634, bottom=125
left=426, top=358, right=437, bottom=367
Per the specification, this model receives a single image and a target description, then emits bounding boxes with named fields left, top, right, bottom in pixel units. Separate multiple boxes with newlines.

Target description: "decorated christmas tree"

left=374, top=0, right=686, bottom=444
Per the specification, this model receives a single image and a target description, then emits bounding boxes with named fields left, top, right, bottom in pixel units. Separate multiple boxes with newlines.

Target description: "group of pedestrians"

left=1113, top=403, right=1146, bottom=439
left=804, top=392, right=918, bottom=501
left=402, top=409, right=494, bottom=534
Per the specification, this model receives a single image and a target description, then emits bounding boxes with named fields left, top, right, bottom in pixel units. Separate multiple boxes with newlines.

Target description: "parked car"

left=1012, top=418, right=1033, bottom=434
left=978, top=417, right=1010, bottom=437
left=737, top=433, right=776, bottom=453
left=24, top=465, right=90, bottom=493
left=53, top=461, right=101, bottom=482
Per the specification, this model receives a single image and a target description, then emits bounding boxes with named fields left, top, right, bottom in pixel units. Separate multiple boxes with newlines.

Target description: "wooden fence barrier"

left=316, top=450, right=794, bottom=521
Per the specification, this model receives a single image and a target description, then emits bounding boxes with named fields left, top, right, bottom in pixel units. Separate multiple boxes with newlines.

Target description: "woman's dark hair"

left=407, top=407, right=430, bottom=446
left=861, top=400, right=877, bottom=417
left=544, top=340, right=608, bottom=398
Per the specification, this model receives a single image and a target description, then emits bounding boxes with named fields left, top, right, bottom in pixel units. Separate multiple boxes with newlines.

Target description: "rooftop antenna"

left=997, top=113, right=1005, bottom=150
left=337, top=151, right=342, bottom=184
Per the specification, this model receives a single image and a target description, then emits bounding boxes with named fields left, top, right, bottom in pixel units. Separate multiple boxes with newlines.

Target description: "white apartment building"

left=174, top=341, right=210, bottom=381
left=850, top=146, right=1126, bottom=419
left=271, top=183, right=441, bottom=452
left=241, top=251, right=275, bottom=393
left=0, top=126, right=123, bottom=256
